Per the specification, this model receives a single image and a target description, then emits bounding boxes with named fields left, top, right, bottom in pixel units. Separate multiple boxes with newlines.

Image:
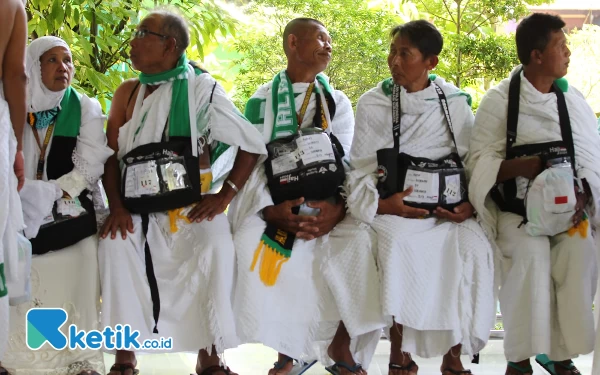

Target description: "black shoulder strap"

left=392, top=83, right=401, bottom=150
left=432, top=82, right=463, bottom=167
left=506, top=71, right=521, bottom=150
left=554, top=84, right=578, bottom=178
left=127, top=80, right=141, bottom=107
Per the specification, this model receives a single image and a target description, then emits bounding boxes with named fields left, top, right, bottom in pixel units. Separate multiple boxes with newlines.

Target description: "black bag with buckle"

left=265, top=127, right=346, bottom=204
left=489, top=69, right=577, bottom=218
left=376, top=82, right=469, bottom=212
left=120, top=136, right=200, bottom=214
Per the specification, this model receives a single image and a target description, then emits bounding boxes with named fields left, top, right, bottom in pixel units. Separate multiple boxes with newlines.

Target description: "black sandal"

left=442, top=368, right=472, bottom=375
left=389, top=361, right=417, bottom=372
left=196, top=365, right=233, bottom=375
left=109, top=363, right=139, bottom=375
left=0, top=366, right=11, bottom=375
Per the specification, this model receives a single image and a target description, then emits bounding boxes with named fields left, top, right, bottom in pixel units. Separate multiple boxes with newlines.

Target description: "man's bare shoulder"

left=0, top=0, right=23, bottom=75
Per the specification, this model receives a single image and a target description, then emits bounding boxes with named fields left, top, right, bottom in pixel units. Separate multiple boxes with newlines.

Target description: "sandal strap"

left=273, top=357, right=294, bottom=370
left=554, top=361, right=581, bottom=374
left=507, top=362, right=533, bottom=374
left=332, top=361, right=363, bottom=374
left=390, top=361, right=417, bottom=371
left=442, top=368, right=472, bottom=375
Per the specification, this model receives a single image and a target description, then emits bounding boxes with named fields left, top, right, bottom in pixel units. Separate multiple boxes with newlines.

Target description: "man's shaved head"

left=283, top=18, right=325, bottom=55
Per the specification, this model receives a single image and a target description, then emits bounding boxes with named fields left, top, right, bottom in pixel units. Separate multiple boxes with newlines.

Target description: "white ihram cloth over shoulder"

left=2, top=36, right=112, bottom=375
left=99, top=70, right=266, bottom=355
left=227, top=77, right=358, bottom=361
left=327, top=76, right=495, bottom=359
left=469, top=67, right=600, bottom=363
left=0, top=82, right=25, bottom=361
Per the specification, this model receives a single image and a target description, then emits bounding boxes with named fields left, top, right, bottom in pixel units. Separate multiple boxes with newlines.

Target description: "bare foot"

left=267, top=354, right=294, bottom=375
left=388, top=322, right=418, bottom=375
left=196, top=347, right=238, bottom=375
left=0, top=362, right=12, bottom=375
left=440, top=345, right=470, bottom=374
left=107, top=351, right=137, bottom=375
left=505, top=359, right=532, bottom=375
left=327, top=322, right=367, bottom=375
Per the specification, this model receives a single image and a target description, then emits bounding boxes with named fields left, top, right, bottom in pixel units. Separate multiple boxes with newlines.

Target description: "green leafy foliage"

left=230, top=0, right=398, bottom=110
left=26, top=0, right=236, bottom=112
left=415, top=0, right=551, bottom=87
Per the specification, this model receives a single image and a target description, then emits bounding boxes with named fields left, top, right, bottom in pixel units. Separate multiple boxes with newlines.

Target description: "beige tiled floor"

left=102, top=339, right=594, bottom=374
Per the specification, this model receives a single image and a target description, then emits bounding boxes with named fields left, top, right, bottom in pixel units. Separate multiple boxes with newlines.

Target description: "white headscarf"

left=26, top=36, right=73, bottom=113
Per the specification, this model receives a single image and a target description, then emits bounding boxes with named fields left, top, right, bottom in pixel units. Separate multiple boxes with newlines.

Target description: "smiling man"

left=229, top=17, right=359, bottom=375
left=469, top=13, right=600, bottom=375
left=99, top=8, right=266, bottom=375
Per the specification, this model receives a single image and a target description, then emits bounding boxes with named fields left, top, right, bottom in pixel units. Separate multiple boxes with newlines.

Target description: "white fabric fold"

left=0, top=83, right=25, bottom=360
left=19, top=178, right=63, bottom=239
left=118, top=72, right=267, bottom=165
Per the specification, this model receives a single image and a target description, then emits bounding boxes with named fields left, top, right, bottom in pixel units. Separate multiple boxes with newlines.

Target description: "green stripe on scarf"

left=140, top=54, right=230, bottom=163
left=270, top=71, right=333, bottom=141
left=244, top=97, right=266, bottom=125
left=0, top=263, right=7, bottom=298
left=381, top=75, right=473, bottom=107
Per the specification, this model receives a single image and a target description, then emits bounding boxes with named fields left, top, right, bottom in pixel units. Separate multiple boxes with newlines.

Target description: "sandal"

left=109, top=363, right=139, bottom=375
left=271, top=358, right=317, bottom=375
left=507, top=362, right=533, bottom=375
left=442, top=368, right=472, bottom=375
left=325, top=361, right=364, bottom=375
left=535, top=354, right=581, bottom=375
left=196, top=365, right=233, bottom=375
left=390, top=361, right=417, bottom=373
left=0, top=366, right=11, bottom=375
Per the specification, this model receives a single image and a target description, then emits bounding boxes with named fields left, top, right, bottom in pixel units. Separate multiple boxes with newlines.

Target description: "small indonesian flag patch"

left=555, top=196, right=569, bottom=204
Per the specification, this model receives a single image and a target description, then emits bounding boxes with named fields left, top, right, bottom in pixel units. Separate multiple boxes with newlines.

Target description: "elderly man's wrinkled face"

left=290, top=23, right=332, bottom=74
left=129, top=14, right=173, bottom=72
left=40, top=46, right=73, bottom=92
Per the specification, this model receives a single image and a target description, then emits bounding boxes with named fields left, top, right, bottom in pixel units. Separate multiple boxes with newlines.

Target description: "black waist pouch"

left=31, top=193, right=97, bottom=255
left=121, top=138, right=200, bottom=214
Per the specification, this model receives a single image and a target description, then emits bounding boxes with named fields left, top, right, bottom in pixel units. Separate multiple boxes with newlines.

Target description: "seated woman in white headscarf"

left=323, top=20, right=496, bottom=375
left=2, top=36, right=113, bottom=375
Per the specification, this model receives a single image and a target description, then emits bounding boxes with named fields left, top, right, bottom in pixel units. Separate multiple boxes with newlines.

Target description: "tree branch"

left=467, top=12, right=496, bottom=34
left=441, top=0, right=457, bottom=25
left=417, top=0, right=455, bottom=24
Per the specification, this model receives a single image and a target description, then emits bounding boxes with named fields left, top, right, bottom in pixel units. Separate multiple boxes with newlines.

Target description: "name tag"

left=124, top=161, right=161, bottom=198
left=443, top=174, right=462, bottom=204
left=403, top=169, right=439, bottom=204
left=161, top=161, right=188, bottom=192
left=57, top=197, right=86, bottom=217
left=271, top=152, right=300, bottom=176
left=296, top=133, right=335, bottom=166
